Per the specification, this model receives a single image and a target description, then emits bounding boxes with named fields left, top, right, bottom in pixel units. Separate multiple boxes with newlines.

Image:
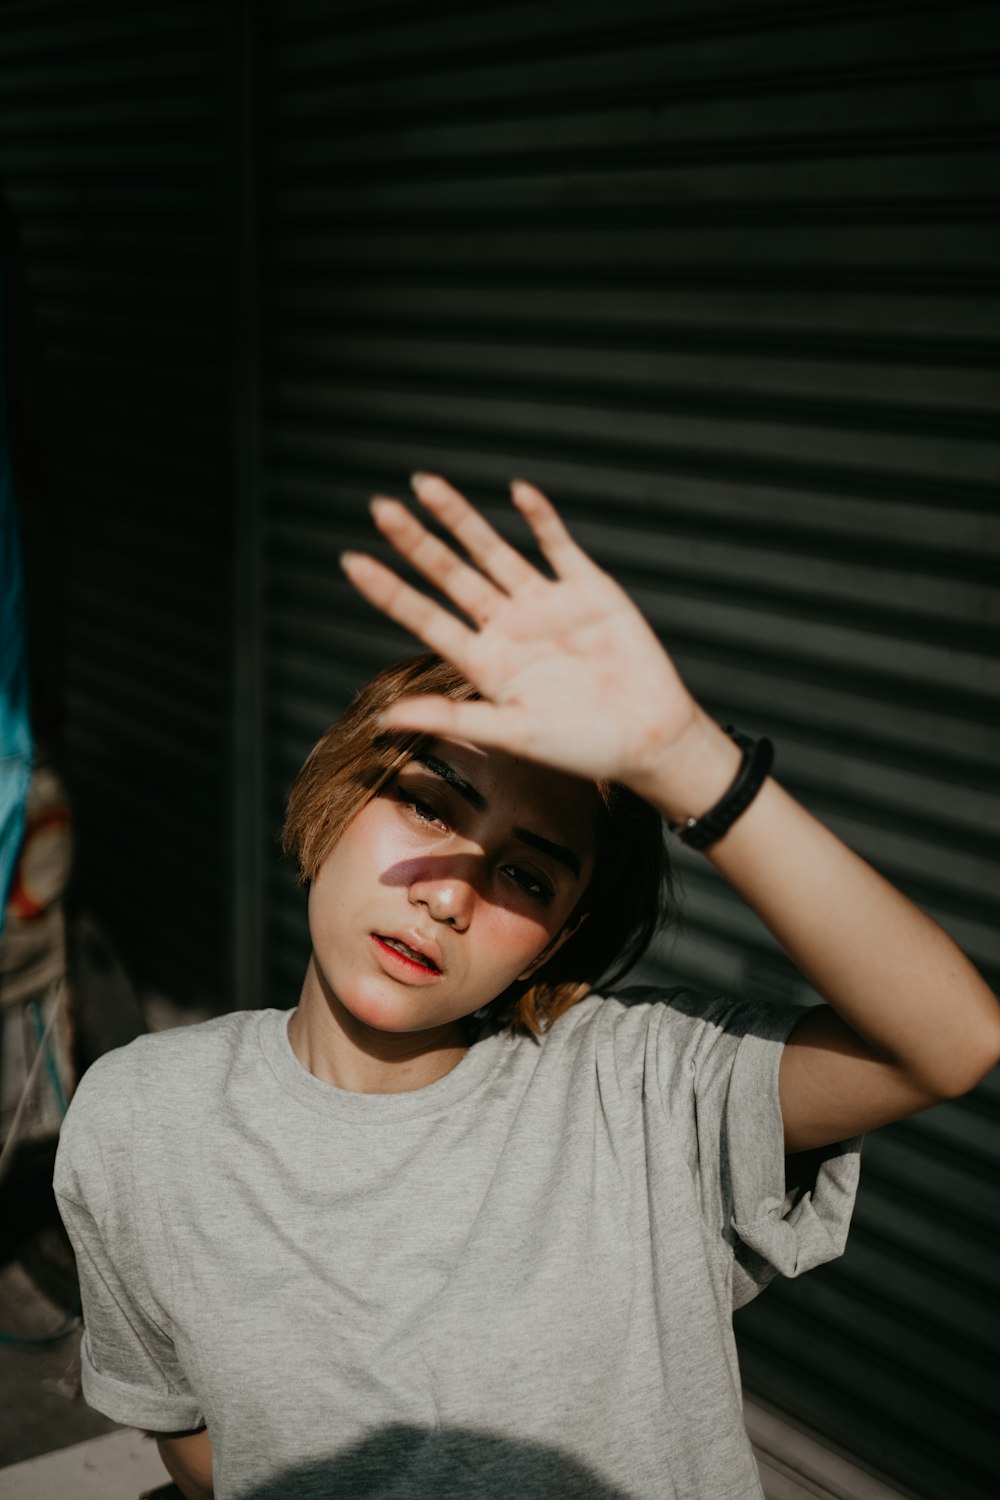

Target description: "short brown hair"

left=282, top=653, right=673, bottom=1034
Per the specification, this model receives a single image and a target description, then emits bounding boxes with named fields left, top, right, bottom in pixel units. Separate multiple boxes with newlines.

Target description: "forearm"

left=647, top=712, right=1000, bottom=1101
left=155, top=1429, right=214, bottom=1500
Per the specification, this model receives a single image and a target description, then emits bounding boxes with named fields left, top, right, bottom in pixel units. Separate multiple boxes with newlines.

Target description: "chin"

left=337, top=978, right=455, bottom=1036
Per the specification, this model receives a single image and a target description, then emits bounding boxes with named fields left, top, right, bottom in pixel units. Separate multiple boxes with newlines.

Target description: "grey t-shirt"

left=54, top=990, right=860, bottom=1500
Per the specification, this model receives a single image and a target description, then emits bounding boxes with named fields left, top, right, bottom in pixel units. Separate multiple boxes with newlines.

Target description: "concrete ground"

left=1, top=1428, right=171, bottom=1499
left=0, top=1258, right=112, bottom=1466
left=0, top=1256, right=175, bottom=1494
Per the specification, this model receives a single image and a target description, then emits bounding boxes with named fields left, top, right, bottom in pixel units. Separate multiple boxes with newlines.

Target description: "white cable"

left=0, top=978, right=66, bottom=1186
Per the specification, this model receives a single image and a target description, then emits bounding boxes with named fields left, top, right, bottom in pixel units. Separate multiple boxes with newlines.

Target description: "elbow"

left=921, top=1011, right=1000, bottom=1104
left=962, top=997, right=1000, bottom=1093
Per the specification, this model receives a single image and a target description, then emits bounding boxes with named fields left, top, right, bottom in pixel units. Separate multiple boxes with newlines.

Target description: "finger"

left=381, top=694, right=528, bottom=752
left=411, top=472, right=536, bottom=594
left=370, top=496, right=503, bottom=626
left=340, top=551, right=475, bottom=667
left=510, top=479, right=595, bottom=581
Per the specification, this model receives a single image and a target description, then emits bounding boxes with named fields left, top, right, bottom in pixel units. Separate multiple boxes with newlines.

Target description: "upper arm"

left=55, top=1058, right=204, bottom=1432
left=155, top=1428, right=214, bottom=1500
left=652, top=991, right=861, bottom=1299
left=54, top=1189, right=204, bottom=1430
left=779, top=1005, right=943, bottom=1154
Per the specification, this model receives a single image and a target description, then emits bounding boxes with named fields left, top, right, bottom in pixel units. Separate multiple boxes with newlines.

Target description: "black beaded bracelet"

left=669, top=726, right=774, bottom=851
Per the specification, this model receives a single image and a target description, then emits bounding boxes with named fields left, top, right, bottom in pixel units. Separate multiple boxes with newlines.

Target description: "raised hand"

left=346, top=477, right=1000, bottom=1156
left=340, top=474, right=708, bottom=802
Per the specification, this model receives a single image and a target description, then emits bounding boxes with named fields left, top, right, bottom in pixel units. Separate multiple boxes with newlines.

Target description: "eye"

left=501, top=865, right=554, bottom=904
left=399, top=793, right=449, bottom=831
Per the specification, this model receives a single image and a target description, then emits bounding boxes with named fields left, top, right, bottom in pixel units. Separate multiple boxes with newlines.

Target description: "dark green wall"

left=2, top=4, right=998, bottom=1497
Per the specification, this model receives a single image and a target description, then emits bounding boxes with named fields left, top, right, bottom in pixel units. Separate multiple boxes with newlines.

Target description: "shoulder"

left=550, top=985, right=767, bottom=1045
left=607, top=984, right=805, bottom=1046
left=532, top=987, right=692, bottom=1085
left=74, top=1009, right=265, bottom=1109
left=55, top=1010, right=270, bottom=1210
left=548, top=986, right=806, bottom=1091
left=526, top=989, right=764, bottom=1139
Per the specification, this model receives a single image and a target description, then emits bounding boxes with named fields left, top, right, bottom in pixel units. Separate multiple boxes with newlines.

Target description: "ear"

left=517, top=910, right=590, bottom=983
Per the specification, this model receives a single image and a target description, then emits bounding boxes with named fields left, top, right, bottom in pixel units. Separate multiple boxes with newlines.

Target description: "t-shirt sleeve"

left=642, top=986, right=862, bottom=1309
left=53, top=1050, right=204, bottom=1432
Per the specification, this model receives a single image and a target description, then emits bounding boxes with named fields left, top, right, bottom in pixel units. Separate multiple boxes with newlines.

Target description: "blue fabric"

left=0, top=266, right=33, bottom=928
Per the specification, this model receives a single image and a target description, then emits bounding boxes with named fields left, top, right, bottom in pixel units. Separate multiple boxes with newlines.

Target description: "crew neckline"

left=259, top=1006, right=517, bottom=1123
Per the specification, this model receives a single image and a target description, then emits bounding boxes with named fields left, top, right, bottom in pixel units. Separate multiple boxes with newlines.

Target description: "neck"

left=289, top=954, right=469, bottom=1094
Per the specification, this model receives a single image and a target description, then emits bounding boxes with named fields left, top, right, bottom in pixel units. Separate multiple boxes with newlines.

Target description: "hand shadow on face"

left=236, top=1421, right=637, bottom=1500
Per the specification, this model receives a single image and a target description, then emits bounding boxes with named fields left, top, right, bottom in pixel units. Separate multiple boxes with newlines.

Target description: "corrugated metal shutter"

left=0, top=1, right=231, bottom=1005
left=259, top=3, right=998, bottom=1496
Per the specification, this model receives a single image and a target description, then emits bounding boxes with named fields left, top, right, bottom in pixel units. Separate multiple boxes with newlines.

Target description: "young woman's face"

left=307, top=739, right=598, bottom=1036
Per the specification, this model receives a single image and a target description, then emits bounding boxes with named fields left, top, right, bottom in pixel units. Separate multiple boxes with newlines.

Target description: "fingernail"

left=411, top=470, right=431, bottom=487
left=339, top=550, right=359, bottom=570
left=369, top=495, right=393, bottom=515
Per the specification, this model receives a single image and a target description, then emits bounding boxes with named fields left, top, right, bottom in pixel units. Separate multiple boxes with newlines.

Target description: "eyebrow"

left=412, top=752, right=582, bottom=879
left=414, top=753, right=485, bottom=809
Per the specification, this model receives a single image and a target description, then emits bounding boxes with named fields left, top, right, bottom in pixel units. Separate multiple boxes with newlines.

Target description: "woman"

left=55, top=474, right=1000, bottom=1500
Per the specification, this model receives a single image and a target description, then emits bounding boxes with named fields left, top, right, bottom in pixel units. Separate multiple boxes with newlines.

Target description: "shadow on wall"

left=237, top=1423, right=634, bottom=1500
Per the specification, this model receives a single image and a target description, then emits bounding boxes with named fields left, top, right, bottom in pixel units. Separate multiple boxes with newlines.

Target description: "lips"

left=372, top=932, right=442, bottom=974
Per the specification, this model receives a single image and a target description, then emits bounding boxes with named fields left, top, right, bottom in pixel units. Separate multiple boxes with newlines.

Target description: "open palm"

left=341, top=474, right=700, bottom=797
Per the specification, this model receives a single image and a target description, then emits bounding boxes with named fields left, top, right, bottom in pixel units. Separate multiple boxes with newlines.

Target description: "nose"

left=408, top=861, right=476, bottom=931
